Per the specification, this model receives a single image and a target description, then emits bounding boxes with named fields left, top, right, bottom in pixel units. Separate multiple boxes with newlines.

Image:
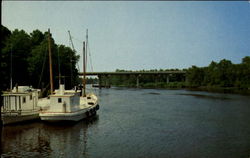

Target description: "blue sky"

left=2, top=1, right=250, bottom=72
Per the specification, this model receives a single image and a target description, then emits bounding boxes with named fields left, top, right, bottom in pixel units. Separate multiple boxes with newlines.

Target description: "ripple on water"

left=1, top=88, right=250, bottom=158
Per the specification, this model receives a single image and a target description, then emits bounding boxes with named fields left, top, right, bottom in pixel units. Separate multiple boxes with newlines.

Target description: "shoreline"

left=107, top=84, right=250, bottom=96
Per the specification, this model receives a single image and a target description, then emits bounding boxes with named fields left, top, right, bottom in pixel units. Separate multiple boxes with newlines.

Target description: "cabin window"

left=23, top=97, right=26, bottom=103
left=58, top=98, right=62, bottom=103
left=30, top=95, right=32, bottom=100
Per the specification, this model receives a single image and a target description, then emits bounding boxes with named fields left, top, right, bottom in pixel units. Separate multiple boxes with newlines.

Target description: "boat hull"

left=2, top=113, right=40, bottom=125
left=39, top=105, right=98, bottom=122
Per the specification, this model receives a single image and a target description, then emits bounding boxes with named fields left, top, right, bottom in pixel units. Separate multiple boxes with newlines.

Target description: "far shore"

left=102, top=84, right=250, bottom=96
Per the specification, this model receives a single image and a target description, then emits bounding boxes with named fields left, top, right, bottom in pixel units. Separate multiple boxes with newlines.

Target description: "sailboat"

left=39, top=29, right=99, bottom=122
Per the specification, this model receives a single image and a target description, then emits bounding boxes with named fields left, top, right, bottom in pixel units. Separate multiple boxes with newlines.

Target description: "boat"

left=1, top=86, right=41, bottom=125
left=0, top=41, right=41, bottom=125
left=39, top=85, right=99, bottom=122
left=39, top=29, right=99, bottom=122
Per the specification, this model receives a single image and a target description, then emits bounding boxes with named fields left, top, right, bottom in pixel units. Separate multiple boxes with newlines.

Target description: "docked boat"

left=39, top=29, right=99, bottom=122
left=39, top=85, right=99, bottom=122
left=1, top=86, right=41, bottom=125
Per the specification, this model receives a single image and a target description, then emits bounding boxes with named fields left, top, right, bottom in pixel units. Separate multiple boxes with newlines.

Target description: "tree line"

left=100, top=57, right=250, bottom=90
left=103, top=69, right=185, bottom=88
left=187, top=57, right=250, bottom=89
left=1, top=25, right=249, bottom=95
left=0, top=25, right=79, bottom=95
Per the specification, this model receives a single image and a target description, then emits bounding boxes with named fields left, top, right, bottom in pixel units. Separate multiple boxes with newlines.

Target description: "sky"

left=2, top=1, right=250, bottom=72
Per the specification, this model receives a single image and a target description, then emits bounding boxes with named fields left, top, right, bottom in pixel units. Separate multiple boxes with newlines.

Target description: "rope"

left=37, top=45, right=47, bottom=88
left=68, top=33, right=80, bottom=73
left=71, top=34, right=97, bottom=93
left=86, top=39, right=96, bottom=93
left=57, top=47, right=61, bottom=85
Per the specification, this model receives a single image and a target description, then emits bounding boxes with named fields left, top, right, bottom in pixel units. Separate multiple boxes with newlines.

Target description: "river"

left=1, top=87, right=250, bottom=158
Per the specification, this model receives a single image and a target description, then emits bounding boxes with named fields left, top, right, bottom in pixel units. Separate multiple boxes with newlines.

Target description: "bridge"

left=78, top=71, right=186, bottom=88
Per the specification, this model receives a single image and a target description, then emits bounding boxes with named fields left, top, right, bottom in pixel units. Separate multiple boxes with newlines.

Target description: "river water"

left=1, top=87, right=250, bottom=158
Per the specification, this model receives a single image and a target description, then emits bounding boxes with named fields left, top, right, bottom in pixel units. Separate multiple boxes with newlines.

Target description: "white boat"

left=1, top=86, right=41, bottom=125
left=39, top=29, right=99, bottom=122
left=39, top=84, right=99, bottom=122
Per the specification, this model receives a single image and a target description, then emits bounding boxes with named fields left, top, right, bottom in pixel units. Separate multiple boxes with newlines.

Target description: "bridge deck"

left=79, top=71, right=186, bottom=76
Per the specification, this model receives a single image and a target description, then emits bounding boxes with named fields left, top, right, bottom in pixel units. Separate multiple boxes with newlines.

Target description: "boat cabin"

left=48, top=84, right=81, bottom=113
left=1, top=86, right=40, bottom=115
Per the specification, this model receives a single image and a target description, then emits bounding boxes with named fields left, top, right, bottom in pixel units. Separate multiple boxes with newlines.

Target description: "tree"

left=0, top=25, right=11, bottom=91
left=187, top=66, right=205, bottom=87
left=1, top=26, right=80, bottom=96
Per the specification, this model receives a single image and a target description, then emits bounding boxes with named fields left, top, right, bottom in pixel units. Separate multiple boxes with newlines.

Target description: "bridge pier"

left=105, top=75, right=110, bottom=88
left=166, top=75, right=169, bottom=84
left=154, top=74, right=161, bottom=87
left=136, top=74, right=141, bottom=88
left=97, top=75, right=111, bottom=89
left=80, top=71, right=186, bottom=89
left=98, top=75, right=102, bottom=89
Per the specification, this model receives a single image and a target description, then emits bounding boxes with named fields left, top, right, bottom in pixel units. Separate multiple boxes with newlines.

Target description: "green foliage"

left=0, top=25, right=11, bottom=92
left=106, top=57, right=250, bottom=90
left=1, top=25, right=249, bottom=94
left=109, top=69, right=185, bottom=88
left=186, top=57, right=250, bottom=89
left=0, top=25, right=79, bottom=94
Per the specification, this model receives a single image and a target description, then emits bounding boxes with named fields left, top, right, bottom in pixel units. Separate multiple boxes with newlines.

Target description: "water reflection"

left=1, top=116, right=99, bottom=157
left=177, top=93, right=231, bottom=100
left=1, top=88, right=250, bottom=158
left=0, top=127, right=2, bottom=155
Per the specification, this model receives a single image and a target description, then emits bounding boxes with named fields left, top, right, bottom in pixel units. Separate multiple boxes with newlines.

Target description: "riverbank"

left=111, top=82, right=250, bottom=95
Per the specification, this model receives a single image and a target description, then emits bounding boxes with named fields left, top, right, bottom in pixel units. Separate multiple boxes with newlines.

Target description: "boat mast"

left=83, top=29, right=88, bottom=97
left=48, top=29, right=54, bottom=94
left=68, top=30, right=73, bottom=88
left=83, top=41, right=86, bottom=97
left=10, top=44, right=13, bottom=91
left=86, top=29, right=88, bottom=75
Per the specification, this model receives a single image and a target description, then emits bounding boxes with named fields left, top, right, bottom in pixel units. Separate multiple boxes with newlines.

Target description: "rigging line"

left=74, top=49, right=80, bottom=72
left=86, top=37, right=97, bottom=93
left=87, top=41, right=94, bottom=73
left=68, top=31, right=75, bottom=88
left=57, top=47, right=61, bottom=85
left=71, top=36, right=82, bottom=43
left=37, top=45, right=48, bottom=89
left=68, top=32, right=80, bottom=72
